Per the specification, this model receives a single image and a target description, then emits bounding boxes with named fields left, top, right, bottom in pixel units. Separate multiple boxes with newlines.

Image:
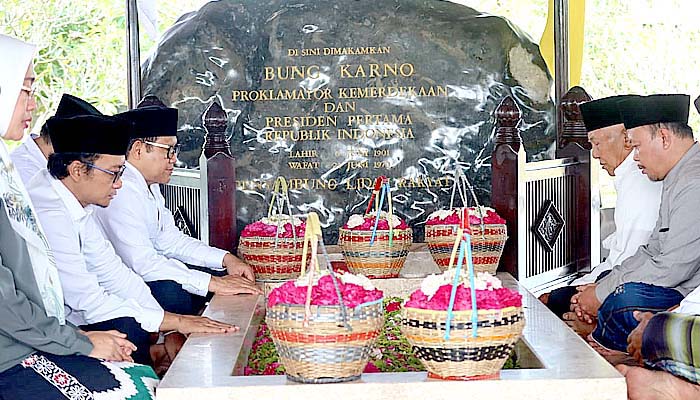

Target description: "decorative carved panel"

left=532, top=200, right=565, bottom=252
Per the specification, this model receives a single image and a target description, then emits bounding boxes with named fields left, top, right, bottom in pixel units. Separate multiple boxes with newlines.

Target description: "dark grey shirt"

left=596, top=144, right=700, bottom=301
left=0, top=207, right=92, bottom=373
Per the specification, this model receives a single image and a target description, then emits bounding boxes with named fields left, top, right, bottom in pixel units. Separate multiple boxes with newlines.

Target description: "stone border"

left=157, top=272, right=626, bottom=399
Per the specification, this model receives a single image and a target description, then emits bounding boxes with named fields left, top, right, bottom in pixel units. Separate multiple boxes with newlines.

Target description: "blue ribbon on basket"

left=444, top=208, right=479, bottom=340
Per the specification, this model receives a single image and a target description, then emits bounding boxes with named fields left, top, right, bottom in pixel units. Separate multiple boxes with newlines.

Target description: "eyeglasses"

left=143, top=140, right=181, bottom=159
left=21, top=84, right=36, bottom=97
left=83, top=162, right=126, bottom=184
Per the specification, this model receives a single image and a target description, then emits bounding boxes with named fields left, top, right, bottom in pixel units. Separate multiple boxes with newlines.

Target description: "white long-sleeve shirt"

left=572, top=152, right=663, bottom=285
left=10, top=134, right=45, bottom=185
left=26, top=170, right=164, bottom=332
left=93, top=162, right=226, bottom=297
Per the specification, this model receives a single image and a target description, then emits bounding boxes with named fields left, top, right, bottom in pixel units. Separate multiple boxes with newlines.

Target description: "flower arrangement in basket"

left=239, top=177, right=307, bottom=281
left=401, top=209, right=525, bottom=380
left=338, top=176, right=413, bottom=278
left=425, top=169, right=507, bottom=274
left=266, top=212, right=385, bottom=383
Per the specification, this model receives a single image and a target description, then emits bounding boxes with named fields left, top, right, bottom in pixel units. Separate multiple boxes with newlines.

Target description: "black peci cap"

left=618, top=94, right=690, bottom=130
left=47, top=115, right=133, bottom=155
left=580, top=95, right=637, bottom=132
left=117, top=106, right=178, bottom=138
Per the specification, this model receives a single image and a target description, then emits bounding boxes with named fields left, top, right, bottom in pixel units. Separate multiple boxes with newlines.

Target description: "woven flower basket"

left=338, top=227, right=413, bottom=279
left=425, top=223, right=507, bottom=274
left=267, top=300, right=385, bottom=383
left=400, top=306, right=525, bottom=379
left=239, top=236, right=305, bottom=281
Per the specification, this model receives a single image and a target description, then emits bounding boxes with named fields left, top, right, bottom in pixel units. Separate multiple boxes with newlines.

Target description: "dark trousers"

left=147, top=280, right=204, bottom=316
left=592, top=282, right=685, bottom=351
left=146, top=265, right=225, bottom=316
left=81, top=317, right=151, bottom=366
left=545, top=285, right=579, bottom=318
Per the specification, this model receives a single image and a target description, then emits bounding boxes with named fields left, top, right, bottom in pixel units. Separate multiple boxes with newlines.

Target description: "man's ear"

left=658, top=127, right=673, bottom=150
left=130, top=140, right=143, bottom=160
left=621, top=129, right=633, bottom=151
left=67, top=160, right=85, bottom=182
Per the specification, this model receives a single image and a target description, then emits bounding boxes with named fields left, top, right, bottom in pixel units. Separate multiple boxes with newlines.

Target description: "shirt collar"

left=612, top=151, right=637, bottom=182
left=664, top=143, right=700, bottom=186
left=124, top=160, right=159, bottom=197
left=47, top=170, right=91, bottom=223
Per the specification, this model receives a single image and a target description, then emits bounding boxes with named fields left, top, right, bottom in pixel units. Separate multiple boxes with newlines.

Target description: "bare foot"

left=617, top=365, right=700, bottom=400
left=538, top=292, right=550, bottom=305
left=563, top=312, right=596, bottom=338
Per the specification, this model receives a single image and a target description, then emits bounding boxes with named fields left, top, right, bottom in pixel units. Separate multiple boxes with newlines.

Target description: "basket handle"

left=444, top=208, right=479, bottom=340
left=267, top=177, right=297, bottom=248
left=449, top=166, right=486, bottom=238
left=300, top=212, right=350, bottom=330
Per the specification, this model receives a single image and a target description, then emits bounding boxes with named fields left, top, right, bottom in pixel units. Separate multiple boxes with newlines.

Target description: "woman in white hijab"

left=0, top=34, right=158, bottom=399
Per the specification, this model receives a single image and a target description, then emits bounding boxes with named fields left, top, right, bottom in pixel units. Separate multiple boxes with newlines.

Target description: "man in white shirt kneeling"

left=27, top=115, right=238, bottom=366
left=94, top=105, right=261, bottom=319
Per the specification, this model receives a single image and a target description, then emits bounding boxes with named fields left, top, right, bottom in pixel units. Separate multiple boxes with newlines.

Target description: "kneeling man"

left=26, top=115, right=237, bottom=365
left=574, top=94, right=700, bottom=352
left=94, top=105, right=260, bottom=317
left=541, top=95, right=662, bottom=321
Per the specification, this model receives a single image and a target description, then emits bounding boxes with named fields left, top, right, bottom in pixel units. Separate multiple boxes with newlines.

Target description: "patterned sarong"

left=643, top=312, right=700, bottom=384
left=0, top=352, right=158, bottom=400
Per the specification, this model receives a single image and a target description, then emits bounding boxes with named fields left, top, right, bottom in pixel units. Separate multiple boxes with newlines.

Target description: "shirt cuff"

left=203, top=247, right=228, bottom=270
left=182, top=268, right=212, bottom=297
left=136, top=306, right=165, bottom=332
left=73, top=332, right=95, bottom=356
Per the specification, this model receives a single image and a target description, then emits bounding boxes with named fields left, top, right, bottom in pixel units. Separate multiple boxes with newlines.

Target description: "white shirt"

left=676, top=287, right=700, bottom=315
left=572, top=152, right=663, bottom=285
left=10, top=134, right=46, bottom=185
left=93, top=162, right=226, bottom=297
left=26, top=169, right=164, bottom=332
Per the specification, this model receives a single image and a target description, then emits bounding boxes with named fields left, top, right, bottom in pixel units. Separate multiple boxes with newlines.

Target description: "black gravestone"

left=141, top=0, right=555, bottom=243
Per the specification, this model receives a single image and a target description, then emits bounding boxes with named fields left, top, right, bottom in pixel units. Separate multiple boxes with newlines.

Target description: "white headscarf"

left=0, top=34, right=66, bottom=324
left=0, top=34, right=35, bottom=137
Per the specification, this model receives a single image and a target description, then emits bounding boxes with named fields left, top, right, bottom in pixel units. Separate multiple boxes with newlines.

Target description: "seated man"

left=0, top=33, right=156, bottom=399
left=93, top=105, right=260, bottom=318
left=540, top=95, right=662, bottom=322
left=11, top=93, right=102, bottom=184
left=573, top=94, right=700, bottom=353
left=26, top=114, right=237, bottom=366
left=616, top=287, right=700, bottom=400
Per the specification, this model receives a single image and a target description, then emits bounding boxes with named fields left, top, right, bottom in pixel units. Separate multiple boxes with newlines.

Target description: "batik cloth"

left=0, top=352, right=158, bottom=400
left=643, top=311, right=700, bottom=384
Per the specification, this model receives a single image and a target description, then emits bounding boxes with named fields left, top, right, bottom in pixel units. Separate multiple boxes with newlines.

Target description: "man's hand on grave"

left=223, top=253, right=256, bottom=281
left=209, top=275, right=263, bottom=296
left=173, top=314, right=240, bottom=334
left=627, top=311, right=655, bottom=364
